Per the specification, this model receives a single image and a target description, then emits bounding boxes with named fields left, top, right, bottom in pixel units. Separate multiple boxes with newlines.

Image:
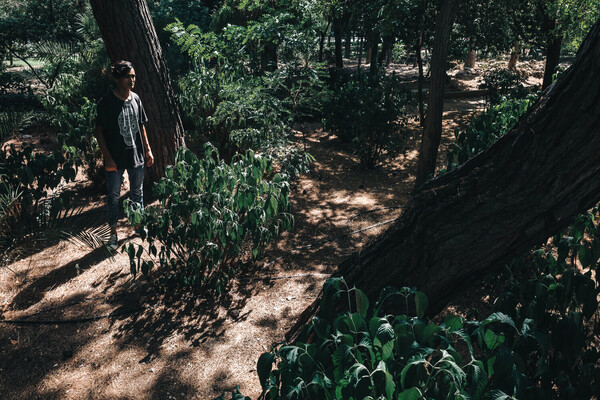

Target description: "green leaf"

left=484, top=330, right=505, bottom=351
left=257, top=353, right=275, bottom=389
left=355, top=288, right=369, bottom=318
left=397, top=387, right=422, bottom=400
left=415, top=291, right=428, bottom=318
left=444, top=315, right=463, bottom=331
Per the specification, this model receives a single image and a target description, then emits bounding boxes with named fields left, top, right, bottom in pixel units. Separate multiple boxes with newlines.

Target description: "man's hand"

left=146, top=149, right=155, bottom=167
left=105, top=157, right=117, bottom=172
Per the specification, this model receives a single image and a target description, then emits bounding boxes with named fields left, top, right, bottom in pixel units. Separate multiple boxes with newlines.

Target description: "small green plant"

left=323, top=70, right=414, bottom=169
left=124, top=144, right=294, bottom=294
left=446, top=94, right=538, bottom=168
left=392, top=41, right=406, bottom=63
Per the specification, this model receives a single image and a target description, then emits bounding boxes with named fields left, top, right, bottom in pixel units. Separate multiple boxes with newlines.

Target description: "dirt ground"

left=0, top=62, right=542, bottom=400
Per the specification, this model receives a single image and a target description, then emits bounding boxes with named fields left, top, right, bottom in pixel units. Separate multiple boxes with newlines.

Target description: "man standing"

left=94, top=60, right=154, bottom=251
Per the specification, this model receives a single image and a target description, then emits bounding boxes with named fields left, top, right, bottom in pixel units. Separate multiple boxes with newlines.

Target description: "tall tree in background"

left=90, top=0, right=185, bottom=181
left=415, top=0, right=461, bottom=188
left=289, top=17, right=600, bottom=341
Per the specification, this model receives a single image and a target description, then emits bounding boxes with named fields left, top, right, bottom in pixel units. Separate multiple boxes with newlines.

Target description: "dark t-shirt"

left=96, top=91, right=148, bottom=169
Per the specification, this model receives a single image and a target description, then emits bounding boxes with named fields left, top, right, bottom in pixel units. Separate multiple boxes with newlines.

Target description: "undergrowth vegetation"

left=220, top=209, right=600, bottom=399
left=124, top=144, right=294, bottom=294
left=323, top=70, right=414, bottom=169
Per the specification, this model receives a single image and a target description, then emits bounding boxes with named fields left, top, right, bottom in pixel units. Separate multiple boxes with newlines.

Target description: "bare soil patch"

left=0, top=63, right=541, bottom=400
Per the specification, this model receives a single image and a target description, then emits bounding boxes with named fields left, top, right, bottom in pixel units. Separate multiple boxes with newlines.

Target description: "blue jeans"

left=106, top=166, right=144, bottom=228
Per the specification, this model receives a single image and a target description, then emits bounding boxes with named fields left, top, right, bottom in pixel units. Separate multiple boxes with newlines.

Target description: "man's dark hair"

left=111, top=60, right=134, bottom=79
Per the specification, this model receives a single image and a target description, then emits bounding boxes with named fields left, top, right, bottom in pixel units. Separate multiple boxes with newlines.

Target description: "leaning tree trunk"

left=90, top=0, right=185, bottom=182
left=287, top=17, right=600, bottom=343
left=415, top=0, right=461, bottom=188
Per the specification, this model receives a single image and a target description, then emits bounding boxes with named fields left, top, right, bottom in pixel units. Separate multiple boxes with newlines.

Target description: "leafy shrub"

left=172, top=21, right=318, bottom=174
left=0, top=66, right=32, bottom=95
left=43, top=72, right=103, bottom=184
left=491, top=209, right=600, bottom=398
left=323, top=70, right=414, bottom=169
left=0, top=142, right=76, bottom=210
left=253, top=268, right=599, bottom=399
left=124, top=144, right=294, bottom=294
left=446, top=94, right=538, bottom=168
left=479, top=68, right=529, bottom=106
left=254, top=278, right=533, bottom=399
left=392, top=41, right=406, bottom=63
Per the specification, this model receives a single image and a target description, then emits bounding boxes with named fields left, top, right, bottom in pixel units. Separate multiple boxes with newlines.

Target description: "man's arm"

left=94, top=126, right=117, bottom=171
left=140, top=124, right=154, bottom=167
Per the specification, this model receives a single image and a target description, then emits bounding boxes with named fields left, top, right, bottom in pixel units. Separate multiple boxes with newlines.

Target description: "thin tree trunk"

left=345, top=32, right=352, bottom=58
left=465, top=38, right=476, bottom=69
left=333, top=18, right=343, bottom=69
left=416, top=44, right=425, bottom=126
left=508, top=44, right=520, bottom=70
left=318, top=20, right=331, bottom=63
left=90, top=0, right=185, bottom=182
left=415, top=0, right=461, bottom=188
left=287, top=18, right=600, bottom=342
left=543, top=34, right=563, bottom=90
left=369, top=31, right=379, bottom=74
left=416, top=0, right=427, bottom=126
left=358, top=36, right=363, bottom=67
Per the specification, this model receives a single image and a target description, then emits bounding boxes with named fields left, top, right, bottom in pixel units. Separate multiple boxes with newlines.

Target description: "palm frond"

left=33, top=41, right=79, bottom=66
left=0, top=190, right=113, bottom=267
left=0, top=111, right=34, bottom=143
left=75, top=11, right=101, bottom=43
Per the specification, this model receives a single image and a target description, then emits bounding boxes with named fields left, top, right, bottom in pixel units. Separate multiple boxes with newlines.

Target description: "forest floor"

left=0, top=60, right=543, bottom=400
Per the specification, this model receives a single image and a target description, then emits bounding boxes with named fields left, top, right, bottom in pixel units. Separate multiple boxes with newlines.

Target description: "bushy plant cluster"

left=124, top=144, right=294, bottom=294
left=0, top=142, right=76, bottom=209
left=446, top=94, right=538, bottom=168
left=323, top=70, right=414, bottom=169
left=170, top=21, right=324, bottom=161
left=251, top=278, right=520, bottom=400
left=479, top=69, right=529, bottom=106
left=0, top=140, right=79, bottom=265
left=492, top=208, right=600, bottom=398
left=43, top=72, right=103, bottom=183
left=250, top=256, right=598, bottom=400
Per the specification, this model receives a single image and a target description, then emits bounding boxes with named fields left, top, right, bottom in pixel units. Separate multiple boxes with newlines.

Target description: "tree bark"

left=287, top=18, right=600, bottom=342
left=358, top=36, right=363, bottom=67
left=90, top=0, right=185, bottom=182
left=508, top=44, right=520, bottom=70
left=344, top=32, right=352, bottom=58
left=369, top=31, right=379, bottom=74
left=543, top=34, right=562, bottom=90
left=415, top=0, right=460, bottom=188
left=333, top=18, right=343, bottom=69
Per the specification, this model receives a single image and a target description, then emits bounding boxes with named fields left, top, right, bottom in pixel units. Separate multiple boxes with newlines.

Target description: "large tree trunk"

left=90, top=0, right=185, bottom=182
left=287, top=16, right=600, bottom=344
left=415, top=0, right=460, bottom=188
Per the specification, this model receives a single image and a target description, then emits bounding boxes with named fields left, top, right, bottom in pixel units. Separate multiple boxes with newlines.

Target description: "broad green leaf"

left=415, top=291, right=428, bottom=318
left=397, top=386, right=422, bottom=400
left=256, top=352, right=275, bottom=389
left=355, top=288, right=369, bottom=318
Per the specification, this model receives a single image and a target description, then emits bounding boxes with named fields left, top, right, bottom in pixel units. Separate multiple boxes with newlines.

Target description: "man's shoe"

left=106, top=233, right=118, bottom=251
